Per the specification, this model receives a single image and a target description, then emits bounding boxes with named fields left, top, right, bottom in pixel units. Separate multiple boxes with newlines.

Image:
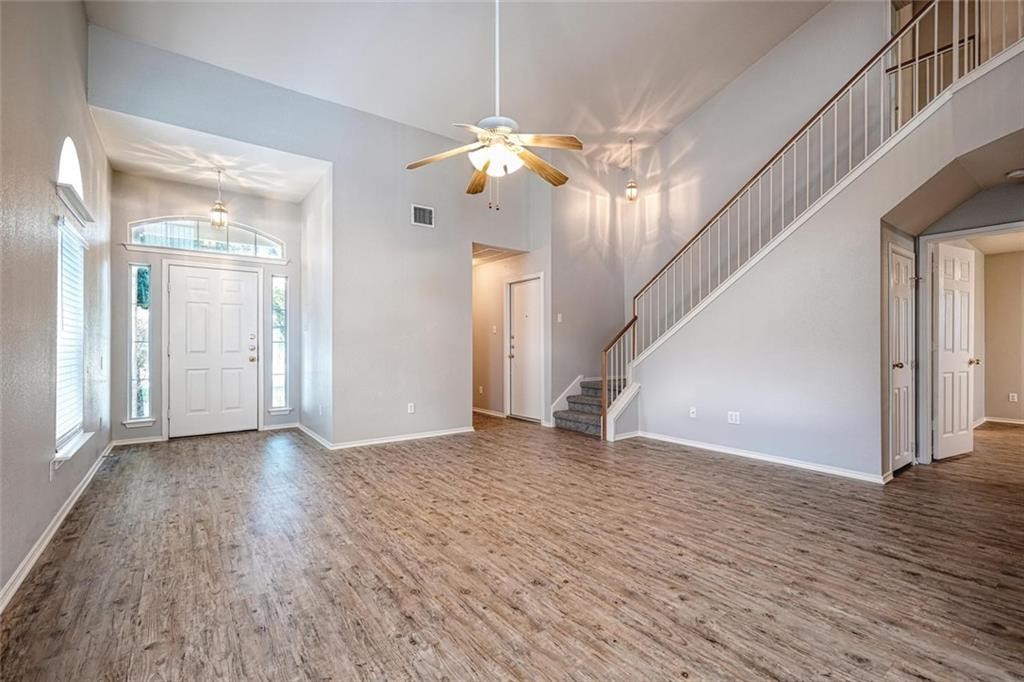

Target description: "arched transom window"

left=129, top=217, right=284, bottom=259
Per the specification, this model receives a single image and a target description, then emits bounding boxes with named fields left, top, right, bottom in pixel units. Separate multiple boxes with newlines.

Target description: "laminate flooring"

left=2, top=417, right=1021, bottom=680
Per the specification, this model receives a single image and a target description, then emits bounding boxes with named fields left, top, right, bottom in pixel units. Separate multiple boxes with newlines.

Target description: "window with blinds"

left=56, top=221, right=86, bottom=450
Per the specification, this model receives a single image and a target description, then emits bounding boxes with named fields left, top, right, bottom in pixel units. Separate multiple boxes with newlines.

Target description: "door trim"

left=916, top=220, right=1024, bottom=463
left=161, top=260, right=265, bottom=438
left=502, top=272, right=545, bottom=421
left=886, top=242, right=916, bottom=475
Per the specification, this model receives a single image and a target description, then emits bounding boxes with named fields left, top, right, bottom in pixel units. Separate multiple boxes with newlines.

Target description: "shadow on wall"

left=618, top=134, right=703, bottom=275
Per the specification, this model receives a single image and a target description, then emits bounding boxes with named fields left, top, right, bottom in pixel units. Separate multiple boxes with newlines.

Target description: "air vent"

left=411, top=204, right=434, bottom=228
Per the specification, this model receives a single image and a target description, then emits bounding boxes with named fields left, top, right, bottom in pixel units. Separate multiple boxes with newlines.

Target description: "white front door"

left=889, top=247, right=915, bottom=472
left=935, top=244, right=976, bottom=459
left=509, top=277, right=542, bottom=421
left=168, top=265, right=259, bottom=437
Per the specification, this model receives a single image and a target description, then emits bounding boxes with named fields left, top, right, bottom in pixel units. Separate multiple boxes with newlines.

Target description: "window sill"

left=268, top=407, right=293, bottom=416
left=52, top=430, right=95, bottom=471
left=122, top=418, right=157, bottom=429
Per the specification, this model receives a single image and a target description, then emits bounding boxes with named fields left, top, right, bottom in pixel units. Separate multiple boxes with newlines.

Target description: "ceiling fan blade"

left=517, top=148, right=569, bottom=186
left=453, top=123, right=491, bottom=138
left=407, top=142, right=483, bottom=170
left=467, top=161, right=490, bottom=194
left=513, top=134, right=583, bottom=151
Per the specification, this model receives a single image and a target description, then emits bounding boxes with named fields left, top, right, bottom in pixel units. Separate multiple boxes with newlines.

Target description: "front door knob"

left=892, top=362, right=905, bottom=369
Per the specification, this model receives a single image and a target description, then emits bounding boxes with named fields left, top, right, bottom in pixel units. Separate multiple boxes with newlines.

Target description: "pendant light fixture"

left=209, top=168, right=229, bottom=229
left=625, top=138, right=639, bottom=202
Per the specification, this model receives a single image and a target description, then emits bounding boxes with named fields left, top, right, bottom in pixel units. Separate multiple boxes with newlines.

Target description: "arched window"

left=57, top=137, right=85, bottom=201
left=128, top=217, right=285, bottom=260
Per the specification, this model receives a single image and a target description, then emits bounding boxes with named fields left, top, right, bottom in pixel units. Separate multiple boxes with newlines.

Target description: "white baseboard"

left=1, top=440, right=111, bottom=614
left=605, top=382, right=641, bottom=441
left=472, top=408, right=505, bottom=418
left=614, top=430, right=639, bottom=440
left=983, top=416, right=1024, bottom=425
left=973, top=417, right=987, bottom=428
left=295, top=423, right=334, bottom=448
left=297, top=423, right=475, bottom=450
left=110, top=435, right=167, bottom=447
left=622, top=431, right=886, bottom=484
left=261, top=422, right=301, bottom=431
left=551, top=374, right=584, bottom=415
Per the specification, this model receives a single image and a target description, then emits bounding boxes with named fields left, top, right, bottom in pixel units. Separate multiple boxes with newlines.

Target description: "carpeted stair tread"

left=566, top=394, right=602, bottom=414
left=553, top=409, right=601, bottom=425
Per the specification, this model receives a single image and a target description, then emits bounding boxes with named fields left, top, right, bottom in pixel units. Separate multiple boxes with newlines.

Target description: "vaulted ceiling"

left=85, top=1, right=826, bottom=165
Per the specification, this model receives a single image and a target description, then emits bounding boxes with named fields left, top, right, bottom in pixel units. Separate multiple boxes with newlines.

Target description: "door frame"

left=502, top=272, right=545, bottom=420
left=161, top=259, right=266, bottom=438
left=885, top=242, right=917, bottom=475
left=915, top=220, right=1024, bottom=463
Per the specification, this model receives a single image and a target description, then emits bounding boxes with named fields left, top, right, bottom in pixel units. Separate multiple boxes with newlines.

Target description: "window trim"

left=270, top=274, right=290, bottom=411
left=55, top=217, right=88, bottom=453
left=127, top=262, right=153, bottom=426
left=125, top=215, right=287, bottom=263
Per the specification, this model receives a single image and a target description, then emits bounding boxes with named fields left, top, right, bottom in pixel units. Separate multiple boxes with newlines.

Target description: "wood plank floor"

left=2, top=417, right=1022, bottom=681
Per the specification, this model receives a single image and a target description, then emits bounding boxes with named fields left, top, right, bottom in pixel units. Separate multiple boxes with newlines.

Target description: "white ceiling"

left=968, top=231, right=1024, bottom=255
left=84, top=1, right=826, bottom=165
left=91, top=107, right=331, bottom=202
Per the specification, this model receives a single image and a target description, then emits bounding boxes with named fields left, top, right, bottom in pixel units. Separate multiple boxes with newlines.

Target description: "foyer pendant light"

left=209, top=168, right=229, bottom=229
left=625, top=138, right=639, bottom=202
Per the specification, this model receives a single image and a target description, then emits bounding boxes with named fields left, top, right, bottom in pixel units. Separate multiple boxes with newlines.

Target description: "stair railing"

left=600, top=0, right=1023, bottom=440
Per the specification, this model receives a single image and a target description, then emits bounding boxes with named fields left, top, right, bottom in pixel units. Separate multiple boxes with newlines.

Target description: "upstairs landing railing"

left=601, top=0, right=1024, bottom=439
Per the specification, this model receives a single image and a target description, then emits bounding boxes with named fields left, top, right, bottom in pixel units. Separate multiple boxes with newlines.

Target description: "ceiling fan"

left=405, top=0, right=583, bottom=196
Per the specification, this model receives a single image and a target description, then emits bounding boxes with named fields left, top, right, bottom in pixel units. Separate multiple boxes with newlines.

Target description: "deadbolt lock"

left=892, top=362, right=905, bottom=369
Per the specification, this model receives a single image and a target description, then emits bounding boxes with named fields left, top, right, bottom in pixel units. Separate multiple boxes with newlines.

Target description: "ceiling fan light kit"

left=405, top=0, right=583, bottom=201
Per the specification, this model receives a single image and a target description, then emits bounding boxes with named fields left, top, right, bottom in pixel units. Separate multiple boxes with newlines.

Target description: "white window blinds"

left=56, top=222, right=86, bottom=450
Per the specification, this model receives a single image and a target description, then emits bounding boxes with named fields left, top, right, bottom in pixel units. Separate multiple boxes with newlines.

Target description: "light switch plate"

left=689, top=407, right=697, bottom=418
left=407, top=402, right=416, bottom=414
left=727, top=411, right=741, bottom=424
left=1011, top=393, right=1019, bottom=403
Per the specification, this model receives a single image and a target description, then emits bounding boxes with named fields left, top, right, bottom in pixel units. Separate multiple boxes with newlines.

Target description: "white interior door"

left=509, top=278, right=542, bottom=421
left=935, top=244, right=976, bottom=459
left=889, top=247, right=915, bottom=472
left=168, top=265, right=259, bottom=437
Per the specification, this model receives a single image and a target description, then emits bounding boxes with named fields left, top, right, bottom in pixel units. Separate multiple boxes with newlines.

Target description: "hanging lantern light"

left=625, top=138, right=639, bottom=202
left=209, top=168, right=229, bottom=229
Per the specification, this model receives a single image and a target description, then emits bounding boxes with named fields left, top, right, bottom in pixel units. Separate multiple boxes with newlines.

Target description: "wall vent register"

left=411, top=204, right=435, bottom=228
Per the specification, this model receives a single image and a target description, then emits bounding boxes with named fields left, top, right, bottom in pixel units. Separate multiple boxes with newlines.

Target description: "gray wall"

left=621, top=1, right=887, bottom=307
left=550, top=151, right=627, bottom=397
left=108, top=172, right=304, bottom=442
left=922, top=184, right=1024, bottom=236
left=985, top=251, right=1024, bottom=421
left=1, top=2, right=112, bottom=589
left=300, top=170, right=334, bottom=441
left=87, top=26, right=536, bottom=445
left=632, top=48, right=1024, bottom=477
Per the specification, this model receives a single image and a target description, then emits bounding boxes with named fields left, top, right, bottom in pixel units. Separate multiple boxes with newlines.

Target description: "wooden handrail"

left=602, top=316, right=637, bottom=353
left=631, top=0, right=940, bottom=304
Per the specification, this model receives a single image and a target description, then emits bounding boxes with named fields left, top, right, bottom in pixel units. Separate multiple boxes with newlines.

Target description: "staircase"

left=553, top=380, right=625, bottom=437
left=588, top=0, right=1022, bottom=440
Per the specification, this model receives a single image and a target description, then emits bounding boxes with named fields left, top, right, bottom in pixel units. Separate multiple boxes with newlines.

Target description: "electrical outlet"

left=557, top=313, right=563, bottom=323
left=689, top=407, right=697, bottom=418
left=492, top=324, right=497, bottom=335
left=478, top=386, right=484, bottom=395
left=407, top=402, right=416, bottom=414
left=318, top=404, right=323, bottom=417
left=727, top=411, right=741, bottom=425
left=1011, top=393, right=1019, bottom=403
